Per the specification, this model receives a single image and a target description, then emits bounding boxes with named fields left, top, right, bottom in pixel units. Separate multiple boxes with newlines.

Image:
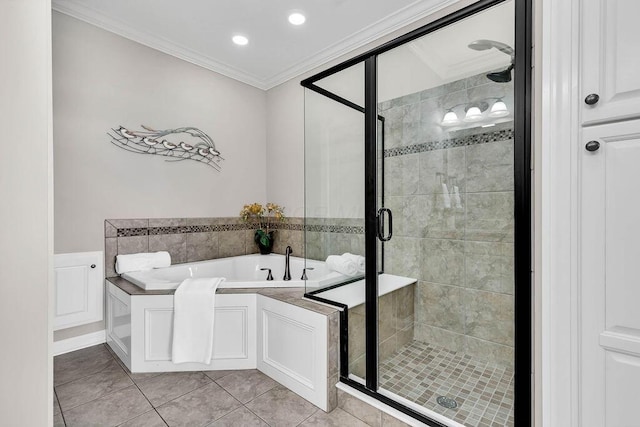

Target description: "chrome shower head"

left=486, top=64, right=514, bottom=83
left=468, top=39, right=515, bottom=83
left=468, top=39, right=514, bottom=59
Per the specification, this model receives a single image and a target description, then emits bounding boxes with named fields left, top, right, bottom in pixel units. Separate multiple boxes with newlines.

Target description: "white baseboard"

left=53, top=330, right=106, bottom=356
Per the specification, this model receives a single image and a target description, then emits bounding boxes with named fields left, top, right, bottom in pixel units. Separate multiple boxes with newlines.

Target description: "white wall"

left=53, top=12, right=268, bottom=254
left=0, top=0, right=53, bottom=425
left=265, top=79, right=305, bottom=217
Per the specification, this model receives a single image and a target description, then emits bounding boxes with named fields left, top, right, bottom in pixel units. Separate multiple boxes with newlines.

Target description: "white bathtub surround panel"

left=106, top=275, right=339, bottom=410
left=257, top=295, right=329, bottom=411
left=106, top=282, right=257, bottom=373
left=54, top=252, right=104, bottom=330
left=172, top=277, right=224, bottom=364
left=115, top=251, right=171, bottom=274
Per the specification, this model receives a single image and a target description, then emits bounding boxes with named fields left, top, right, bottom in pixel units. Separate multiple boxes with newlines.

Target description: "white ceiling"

left=52, top=0, right=463, bottom=90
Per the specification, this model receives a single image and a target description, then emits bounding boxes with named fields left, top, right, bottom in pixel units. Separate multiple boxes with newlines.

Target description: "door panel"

left=580, top=118, right=640, bottom=426
left=582, top=0, right=640, bottom=125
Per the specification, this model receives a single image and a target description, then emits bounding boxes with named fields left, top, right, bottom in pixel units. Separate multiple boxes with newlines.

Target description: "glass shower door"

left=375, top=1, right=516, bottom=425
left=303, top=63, right=371, bottom=384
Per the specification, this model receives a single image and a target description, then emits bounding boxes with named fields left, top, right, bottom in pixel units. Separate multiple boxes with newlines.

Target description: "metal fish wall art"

left=107, top=125, right=224, bottom=171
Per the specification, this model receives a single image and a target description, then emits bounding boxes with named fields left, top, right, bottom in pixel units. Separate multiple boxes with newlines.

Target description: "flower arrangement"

left=239, top=202, right=286, bottom=254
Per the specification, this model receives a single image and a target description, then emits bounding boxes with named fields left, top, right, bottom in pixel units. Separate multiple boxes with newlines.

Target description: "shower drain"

left=436, top=396, right=458, bottom=409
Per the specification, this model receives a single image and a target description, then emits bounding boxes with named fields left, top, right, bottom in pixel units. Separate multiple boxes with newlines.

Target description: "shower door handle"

left=377, top=208, right=393, bottom=242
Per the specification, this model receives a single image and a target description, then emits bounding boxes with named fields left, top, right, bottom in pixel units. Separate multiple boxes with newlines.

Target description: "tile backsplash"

left=104, top=217, right=304, bottom=278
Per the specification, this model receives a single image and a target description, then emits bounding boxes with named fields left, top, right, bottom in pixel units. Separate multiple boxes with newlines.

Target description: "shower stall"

left=302, top=0, right=531, bottom=425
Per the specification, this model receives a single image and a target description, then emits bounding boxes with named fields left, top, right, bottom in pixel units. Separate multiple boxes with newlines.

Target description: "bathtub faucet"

left=284, top=246, right=293, bottom=281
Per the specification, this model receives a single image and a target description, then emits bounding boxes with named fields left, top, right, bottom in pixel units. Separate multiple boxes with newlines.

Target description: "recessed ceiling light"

left=288, top=12, right=306, bottom=26
left=232, top=35, right=249, bottom=46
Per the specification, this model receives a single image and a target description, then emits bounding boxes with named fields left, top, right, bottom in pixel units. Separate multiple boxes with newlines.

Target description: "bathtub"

left=122, top=253, right=356, bottom=291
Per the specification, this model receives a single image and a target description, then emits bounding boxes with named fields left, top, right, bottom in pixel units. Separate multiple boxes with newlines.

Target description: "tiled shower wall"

left=380, top=73, right=515, bottom=369
left=348, top=284, right=415, bottom=378
left=104, top=217, right=304, bottom=278
left=304, top=217, right=365, bottom=261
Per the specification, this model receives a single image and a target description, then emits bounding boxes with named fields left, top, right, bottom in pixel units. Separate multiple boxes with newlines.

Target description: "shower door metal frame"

left=302, top=0, right=532, bottom=424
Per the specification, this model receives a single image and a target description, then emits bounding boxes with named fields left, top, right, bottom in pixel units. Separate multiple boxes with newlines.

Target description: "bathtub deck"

left=107, top=276, right=339, bottom=317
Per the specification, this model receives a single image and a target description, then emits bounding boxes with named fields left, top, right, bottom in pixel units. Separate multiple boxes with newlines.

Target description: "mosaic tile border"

left=384, top=128, right=514, bottom=158
left=306, top=224, right=364, bottom=234
left=117, top=227, right=149, bottom=237
left=115, top=221, right=358, bottom=237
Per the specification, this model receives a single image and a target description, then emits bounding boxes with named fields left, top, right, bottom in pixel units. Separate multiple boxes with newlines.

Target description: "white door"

left=580, top=118, right=640, bottom=426
left=581, top=0, right=640, bottom=125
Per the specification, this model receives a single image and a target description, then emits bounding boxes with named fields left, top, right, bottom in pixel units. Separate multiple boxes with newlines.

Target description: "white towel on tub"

left=171, top=277, right=225, bottom=364
left=326, top=255, right=359, bottom=277
left=342, top=253, right=365, bottom=272
left=115, top=251, right=171, bottom=274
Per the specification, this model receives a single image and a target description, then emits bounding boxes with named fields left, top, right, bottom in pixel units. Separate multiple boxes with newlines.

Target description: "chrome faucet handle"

left=260, top=268, right=274, bottom=281
left=301, top=267, right=314, bottom=280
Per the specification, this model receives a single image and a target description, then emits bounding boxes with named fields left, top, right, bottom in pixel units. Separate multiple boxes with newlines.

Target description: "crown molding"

left=52, top=0, right=269, bottom=89
left=53, top=0, right=460, bottom=91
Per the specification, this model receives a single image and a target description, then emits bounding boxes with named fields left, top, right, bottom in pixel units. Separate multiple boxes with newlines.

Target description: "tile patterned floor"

left=379, top=340, right=514, bottom=427
left=53, top=344, right=372, bottom=427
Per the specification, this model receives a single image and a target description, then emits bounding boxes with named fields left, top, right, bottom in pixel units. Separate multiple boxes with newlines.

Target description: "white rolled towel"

left=115, top=251, right=171, bottom=274
left=342, top=253, right=365, bottom=272
left=326, top=255, right=359, bottom=277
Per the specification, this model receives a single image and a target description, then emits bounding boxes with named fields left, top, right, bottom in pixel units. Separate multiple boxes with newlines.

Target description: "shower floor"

left=379, top=340, right=514, bottom=427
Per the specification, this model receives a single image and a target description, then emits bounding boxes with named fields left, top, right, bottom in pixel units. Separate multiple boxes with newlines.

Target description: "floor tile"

left=215, top=370, right=278, bottom=403
left=381, top=412, right=412, bottom=427
left=156, top=382, right=241, bottom=427
left=54, top=411, right=65, bottom=427
left=299, top=408, right=371, bottom=426
left=136, top=371, right=212, bottom=407
left=379, top=340, right=514, bottom=427
left=54, top=344, right=114, bottom=386
left=129, top=371, right=165, bottom=384
left=117, top=410, right=167, bottom=427
left=63, top=385, right=152, bottom=427
left=338, top=389, right=381, bottom=427
left=105, top=344, right=164, bottom=384
left=54, top=391, right=61, bottom=416
left=56, top=359, right=133, bottom=411
left=203, top=369, right=235, bottom=381
left=245, top=386, right=318, bottom=427
left=206, top=406, right=268, bottom=427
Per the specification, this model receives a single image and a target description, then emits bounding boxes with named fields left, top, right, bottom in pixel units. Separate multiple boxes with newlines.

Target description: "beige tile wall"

left=380, top=72, right=515, bottom=369
left=104, top=217, right=303, bottom=278
left=348, top=284, right=415, bottom=378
